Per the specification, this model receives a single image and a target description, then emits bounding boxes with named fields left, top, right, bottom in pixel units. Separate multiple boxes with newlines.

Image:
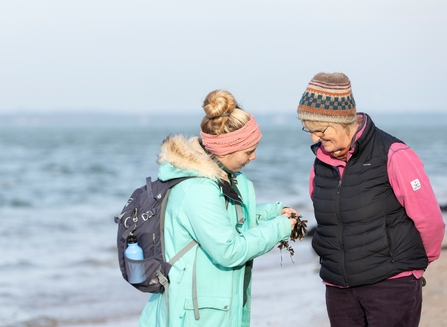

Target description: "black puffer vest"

left=311, top=114, right=428, bottom=287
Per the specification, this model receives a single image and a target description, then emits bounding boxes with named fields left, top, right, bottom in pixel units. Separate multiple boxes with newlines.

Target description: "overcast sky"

left=1, top=0, right=446, bottom=115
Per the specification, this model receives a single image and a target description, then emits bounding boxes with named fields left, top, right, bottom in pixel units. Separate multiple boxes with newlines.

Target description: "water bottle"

left=125, top=234, right=145, bottom=284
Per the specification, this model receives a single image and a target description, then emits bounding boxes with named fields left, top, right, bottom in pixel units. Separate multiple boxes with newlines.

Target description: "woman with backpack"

left=138, top=89, right=299, bottom=327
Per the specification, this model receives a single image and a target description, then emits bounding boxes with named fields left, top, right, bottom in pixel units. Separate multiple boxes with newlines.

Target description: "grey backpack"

left=115, top=176, right=196, bottom=293
left=115, top=175, right=241, bottom=320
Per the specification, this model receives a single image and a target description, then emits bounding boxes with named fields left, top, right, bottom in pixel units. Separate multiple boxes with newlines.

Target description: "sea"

left=1, top=111, right=446, bottom=327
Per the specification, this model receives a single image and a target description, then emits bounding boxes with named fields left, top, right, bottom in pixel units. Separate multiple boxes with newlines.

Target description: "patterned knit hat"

left=297, top=72, right=357, bottom=124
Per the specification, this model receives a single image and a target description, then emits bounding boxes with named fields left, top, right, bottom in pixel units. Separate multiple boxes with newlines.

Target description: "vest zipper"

left=335, top=178, right=349, bottom=287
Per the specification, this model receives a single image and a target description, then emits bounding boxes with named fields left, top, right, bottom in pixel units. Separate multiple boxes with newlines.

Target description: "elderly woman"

left=297, top=72, right=445, bottom=327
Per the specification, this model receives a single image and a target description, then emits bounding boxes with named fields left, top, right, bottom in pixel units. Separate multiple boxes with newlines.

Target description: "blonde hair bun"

left=202, top=90, right=236, bottom=119
left=200, top=89, right=251, bottom=136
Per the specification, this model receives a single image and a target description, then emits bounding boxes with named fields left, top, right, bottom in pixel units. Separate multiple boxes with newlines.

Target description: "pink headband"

left=200, top=113, right=262, bottom=156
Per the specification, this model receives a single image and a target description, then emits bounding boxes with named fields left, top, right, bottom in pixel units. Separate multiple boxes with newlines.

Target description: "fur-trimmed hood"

left=157, top=134, right=228, bottom=182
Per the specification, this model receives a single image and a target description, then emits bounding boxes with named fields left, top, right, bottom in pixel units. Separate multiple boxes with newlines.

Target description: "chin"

left=322, top=145, right=334, bottom=152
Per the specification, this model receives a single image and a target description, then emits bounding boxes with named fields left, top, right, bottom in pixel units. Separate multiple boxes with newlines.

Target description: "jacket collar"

left=157, top=134, right=229, bottom=182
left=157, top=134, right=242, bottom=202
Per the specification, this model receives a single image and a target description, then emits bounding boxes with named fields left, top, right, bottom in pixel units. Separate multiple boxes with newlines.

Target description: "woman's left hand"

left=281, top=207, right=299, bottom=219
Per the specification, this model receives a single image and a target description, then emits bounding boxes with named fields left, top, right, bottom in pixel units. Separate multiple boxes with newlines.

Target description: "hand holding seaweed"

left=278, top=213, right=308, bottom=260
left=290, top=213, right=308, bottom=242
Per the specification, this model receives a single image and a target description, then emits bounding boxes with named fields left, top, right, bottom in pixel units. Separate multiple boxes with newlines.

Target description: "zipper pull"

left=337, top=180, right=342, bottom=194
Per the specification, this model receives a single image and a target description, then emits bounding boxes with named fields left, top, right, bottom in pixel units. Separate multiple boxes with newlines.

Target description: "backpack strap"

left=192, top=245, right=200, bottom=320
left=146, top=176, right=154, bottom=200
left=168, top=240, right=197, bottom=264
left=158, top=180, right=201, bottom=323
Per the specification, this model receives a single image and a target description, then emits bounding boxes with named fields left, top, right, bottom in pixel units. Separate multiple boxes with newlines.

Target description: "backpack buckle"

left=142, top=210, right=155, bottom=221
left=156, top=270, right=168, bottom=287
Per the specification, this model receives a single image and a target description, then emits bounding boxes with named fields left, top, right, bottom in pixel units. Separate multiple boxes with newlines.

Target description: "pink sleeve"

left=309, top=165, right=315, bottom=200
left=387, top=143, right=446, bottom=263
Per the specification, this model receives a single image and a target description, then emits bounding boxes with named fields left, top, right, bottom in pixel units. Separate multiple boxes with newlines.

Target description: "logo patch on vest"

left=411, top=179, right=421, bottom=191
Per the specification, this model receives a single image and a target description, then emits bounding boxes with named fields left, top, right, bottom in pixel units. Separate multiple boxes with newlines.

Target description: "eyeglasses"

left=301, top=125, right=330, bottom=137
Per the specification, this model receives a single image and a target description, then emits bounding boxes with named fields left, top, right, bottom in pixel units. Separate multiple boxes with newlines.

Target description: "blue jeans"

left=325, top=276, right=422, bottom=327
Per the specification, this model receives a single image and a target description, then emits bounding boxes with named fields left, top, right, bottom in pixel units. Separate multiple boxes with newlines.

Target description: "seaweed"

left=278, top=213, right=308, bottom=263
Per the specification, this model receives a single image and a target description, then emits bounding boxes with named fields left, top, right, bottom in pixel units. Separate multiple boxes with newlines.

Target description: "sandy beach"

left=419, top=235, right=447, bottom=327
left=69, top=229, right=447, bottom=327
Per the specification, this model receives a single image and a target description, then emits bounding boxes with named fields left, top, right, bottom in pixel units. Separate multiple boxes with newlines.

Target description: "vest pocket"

left=385, top=226, right=395, bottom=262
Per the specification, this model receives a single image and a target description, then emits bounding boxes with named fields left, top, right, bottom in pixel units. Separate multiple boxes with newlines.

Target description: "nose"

left=249, top=152, right=256, bottom=161
left=311, top=134, right=321, bottom=143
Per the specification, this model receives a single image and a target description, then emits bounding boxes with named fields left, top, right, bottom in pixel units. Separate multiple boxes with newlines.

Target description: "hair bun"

left=202, top=90, right=236, bottom=119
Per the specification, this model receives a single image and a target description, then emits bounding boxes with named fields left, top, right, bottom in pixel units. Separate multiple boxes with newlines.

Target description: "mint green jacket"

left=139, top=135, right=291, bottom=327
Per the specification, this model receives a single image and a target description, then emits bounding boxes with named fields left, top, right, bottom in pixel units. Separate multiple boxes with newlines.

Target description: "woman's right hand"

left=289, top=216, right=298, bottom=230
left=281, top=207, right=300, bottom=230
